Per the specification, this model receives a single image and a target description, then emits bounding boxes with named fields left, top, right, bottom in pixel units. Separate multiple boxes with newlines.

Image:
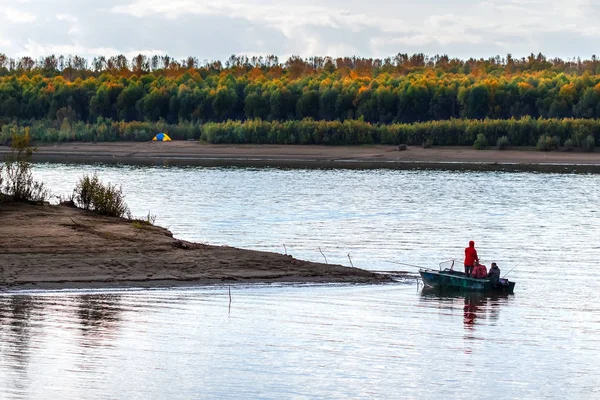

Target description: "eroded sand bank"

left=0, top=202, right=393, bottom=290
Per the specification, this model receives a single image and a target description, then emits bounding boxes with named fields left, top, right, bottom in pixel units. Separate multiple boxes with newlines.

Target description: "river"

left=0, top=164, right=598, bottom=399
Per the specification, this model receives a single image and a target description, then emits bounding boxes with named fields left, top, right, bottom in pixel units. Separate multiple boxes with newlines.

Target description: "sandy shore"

left=1, top=142, right=600, bottom=171
left=0, top=202, right=394, bottom=290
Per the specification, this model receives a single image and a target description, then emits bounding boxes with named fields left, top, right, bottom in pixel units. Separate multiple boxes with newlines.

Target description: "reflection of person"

left=463, top=294, right=482, bottom=328
left=487, top=263, right=501, bottom=285
left=464, top=241, right=479, bottom=277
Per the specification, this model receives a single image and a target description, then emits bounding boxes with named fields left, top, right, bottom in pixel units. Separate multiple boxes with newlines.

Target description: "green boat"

left=419, top=268, right=515, bottom=293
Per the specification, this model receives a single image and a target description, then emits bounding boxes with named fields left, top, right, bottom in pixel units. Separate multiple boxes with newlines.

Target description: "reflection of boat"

left=420, top=286, right=511, bottom=301
left=420, top=287, right=510, bottom=330
left=419, top=268, right=515, bottom=293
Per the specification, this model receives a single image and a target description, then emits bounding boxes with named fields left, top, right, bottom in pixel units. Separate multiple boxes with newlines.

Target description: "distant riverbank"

left=2, top=142, right=600, bottom=172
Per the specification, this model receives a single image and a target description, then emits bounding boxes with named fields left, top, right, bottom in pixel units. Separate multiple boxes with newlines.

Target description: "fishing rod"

left=384, top=259, right=463, bottom=270
left=382, top=260, right=444, bottom=272
left=383, top=260, right=427, bottom=269
left=502, top=265, right=519, bottom=278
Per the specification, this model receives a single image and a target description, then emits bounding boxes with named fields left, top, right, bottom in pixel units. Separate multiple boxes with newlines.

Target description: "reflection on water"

left=0, top=296, right=38, bottom=395
left=0, top=293, right=130, bottom=399
left=76, top=294, right=123, bottom=348
left=421, top=288, right=509, bottom=329
left=420, top=288, right=511, bottom=357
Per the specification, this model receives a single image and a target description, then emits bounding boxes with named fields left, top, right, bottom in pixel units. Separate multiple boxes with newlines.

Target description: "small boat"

left=419, top=264, right=515, bottom=293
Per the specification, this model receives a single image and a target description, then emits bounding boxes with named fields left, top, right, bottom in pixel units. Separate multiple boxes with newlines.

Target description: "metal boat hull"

left=419, top=269, right=515, bottom=293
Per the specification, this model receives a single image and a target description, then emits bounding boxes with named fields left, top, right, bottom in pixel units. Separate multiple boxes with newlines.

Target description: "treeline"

left=2, top=67, right=600, bottom=124
left=3, top=53, right=600, bottom=78
left=2, top=117, right=598, bottom=148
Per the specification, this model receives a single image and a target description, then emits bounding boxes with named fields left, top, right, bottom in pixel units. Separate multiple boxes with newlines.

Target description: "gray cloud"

left=0, top=0, right=599, bottom=61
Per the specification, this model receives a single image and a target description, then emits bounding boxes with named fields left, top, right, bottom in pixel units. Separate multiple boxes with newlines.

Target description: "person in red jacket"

left=471, top=263, right=488, bottom=279
left=464, top=240, right=479, bottom=277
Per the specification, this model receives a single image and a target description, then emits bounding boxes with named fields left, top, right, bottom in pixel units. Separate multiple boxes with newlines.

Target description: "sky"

left=0, top=0, right=598, bottom=63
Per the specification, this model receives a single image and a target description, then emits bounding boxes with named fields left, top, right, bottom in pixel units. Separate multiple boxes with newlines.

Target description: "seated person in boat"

left=471, top=262, right=488, bottom=279
left=487, top=263, right=501, bottom=284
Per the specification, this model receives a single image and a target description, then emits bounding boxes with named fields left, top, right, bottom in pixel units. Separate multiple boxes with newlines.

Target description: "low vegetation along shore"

left=0, top=133, right=392, bottom=290
left=0, top=117, right=599, bottom=151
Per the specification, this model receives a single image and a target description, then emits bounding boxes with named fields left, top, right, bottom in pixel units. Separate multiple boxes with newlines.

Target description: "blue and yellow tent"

left=152, top=133, right=171, bottom=141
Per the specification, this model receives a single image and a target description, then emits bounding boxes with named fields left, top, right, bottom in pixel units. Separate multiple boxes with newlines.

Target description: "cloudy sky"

left=0, top=0, right=598, bottom=62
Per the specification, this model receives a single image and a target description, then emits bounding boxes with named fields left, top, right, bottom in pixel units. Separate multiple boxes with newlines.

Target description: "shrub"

left=73, top=173, right=99, bottom=210
left=573, top=126, right=592, bottom=149
left=3, top=130, right=48, bottom=202
left=582, top=134, right=595, bottom=152
left=73, top=173, right=130, bottom=217
left=92, top=182, right=129, bottom=218
left=536, top=135, right=559, bottom=151
left=563, top=138, right=574, bottom=151
left=473, top=133, right=488, bottom=150
left=496, top=136, right=510, bottom=150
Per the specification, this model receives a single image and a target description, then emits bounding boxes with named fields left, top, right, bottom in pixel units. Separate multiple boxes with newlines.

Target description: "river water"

left=1, top=164, right=599, bottom=399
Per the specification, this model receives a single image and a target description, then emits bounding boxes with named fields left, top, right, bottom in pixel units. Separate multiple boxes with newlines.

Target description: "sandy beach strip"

left=1, top=142, right=600, bottom=171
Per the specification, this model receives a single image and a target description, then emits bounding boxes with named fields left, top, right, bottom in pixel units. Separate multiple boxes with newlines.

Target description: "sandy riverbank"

left=1, top=142, right=600, bottom=171
left=0, top=202, right=394, bottom=290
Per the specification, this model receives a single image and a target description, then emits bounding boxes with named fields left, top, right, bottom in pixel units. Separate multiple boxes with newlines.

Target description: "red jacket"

left=472, top=264, right=488, bottom=279
left=464, top=241, right=479, bottom=266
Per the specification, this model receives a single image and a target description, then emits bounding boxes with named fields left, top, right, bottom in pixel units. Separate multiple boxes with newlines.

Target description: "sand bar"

left=0, top=202, right=394, bottom=290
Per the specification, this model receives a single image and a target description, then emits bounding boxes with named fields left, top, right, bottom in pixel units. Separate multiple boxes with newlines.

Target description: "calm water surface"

left=0, top=164, right=598, bottom=399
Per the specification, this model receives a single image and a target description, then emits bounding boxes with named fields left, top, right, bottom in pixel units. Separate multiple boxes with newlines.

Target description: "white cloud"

left=109, top=0, right=600, bottom=57
left=110, top=0, right=401, bottom=36
left=0, top=0, right=598, bottom=61
left=56, top=13, right=78, bottom=22
left=4, top=6, right=36, bottom=23
left=17, top=39, right=166, bottom=59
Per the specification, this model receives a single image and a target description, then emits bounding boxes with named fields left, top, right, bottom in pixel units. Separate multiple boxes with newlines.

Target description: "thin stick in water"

left=283, top=244, right=287, bottom=255
left=228, top=286, right=232, bottom=315
left=348, top=253, right=354, bottom=268
left=319, top=247, right=328, bottom=264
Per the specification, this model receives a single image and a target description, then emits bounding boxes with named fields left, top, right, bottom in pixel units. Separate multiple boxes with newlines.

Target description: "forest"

left=1, top=52, right=600, bottom=147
